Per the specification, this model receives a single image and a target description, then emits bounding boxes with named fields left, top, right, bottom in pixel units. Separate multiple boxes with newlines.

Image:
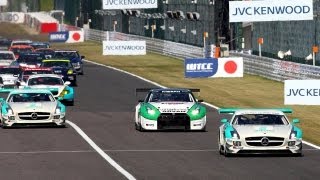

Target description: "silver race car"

left=218, top=108, right=303, bottom=156
left=0, top=89, right=66, bottom=127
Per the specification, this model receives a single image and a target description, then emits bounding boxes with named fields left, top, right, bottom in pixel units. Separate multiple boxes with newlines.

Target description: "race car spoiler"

left=219, top=108, right=293, bottom=114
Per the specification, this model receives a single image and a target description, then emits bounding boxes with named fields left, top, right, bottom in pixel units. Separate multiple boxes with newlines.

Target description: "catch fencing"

left=84, top=28, right=320, bottom=81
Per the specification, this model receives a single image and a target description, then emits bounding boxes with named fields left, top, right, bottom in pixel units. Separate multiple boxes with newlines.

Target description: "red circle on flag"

left=224, top=61, right=237, bottom=74
left=72, top=33, right=81, bottom=41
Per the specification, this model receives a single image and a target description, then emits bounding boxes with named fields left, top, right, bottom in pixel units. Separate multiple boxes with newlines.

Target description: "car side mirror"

left=292, top=119, right=300, bottom=124
left=197, top=99, right=204, bottom=103
left=221, top=119, right=228, bottom=124
left=64, top=81, right=71, bottom=86
left=81, top=56, right=85, bottom=59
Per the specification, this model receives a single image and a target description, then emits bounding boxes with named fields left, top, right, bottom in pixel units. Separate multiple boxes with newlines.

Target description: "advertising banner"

left=103, top=0, right=158, bottom=10
left=0, top=0, right=7, bottom=6
left=285, top=80, right=320, bottom=105
left=229, top=0, right=313, bottom=22
left=103, top=41, right=146, bottom=55
left=184, top=58, right=243, bottom=78
left=49, top=32, right=69, bottom=42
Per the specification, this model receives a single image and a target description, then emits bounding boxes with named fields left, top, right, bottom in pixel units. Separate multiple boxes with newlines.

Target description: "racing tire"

left=201, top=126, right=207, bottom=132
left=68, top=100, right=74, bottom=106
left=137, top=116, right=145, bottom=132
left=224, top=145, right=231, bottom=157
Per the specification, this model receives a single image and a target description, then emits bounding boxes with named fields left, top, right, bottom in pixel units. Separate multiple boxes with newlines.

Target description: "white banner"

left=229, top=0, right=313, bottom=22
left=103, top=41, right=146, bottom=55
left=103, top=0, right=158, bottom=10
left=284, top=80, right=320, bottom=105
left=215, top=57, right=243, bottom=78
left=0, top=0, right=7, bottom=6
left=66, top=30, right=85, bottom=43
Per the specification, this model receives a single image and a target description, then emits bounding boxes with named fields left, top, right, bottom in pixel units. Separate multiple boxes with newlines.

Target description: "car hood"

left=149, top=102, right=195, bottom=113
left=0, top=60, right=13, bottom=66
left=0, top=74, right=18, bottom=80
left=233, top=125, right=292, bottom=138
left=9, top=102, right=57, bottom=113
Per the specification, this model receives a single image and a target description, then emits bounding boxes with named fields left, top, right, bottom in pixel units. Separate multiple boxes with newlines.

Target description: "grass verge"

left=1, top=23, right=319, bottom=145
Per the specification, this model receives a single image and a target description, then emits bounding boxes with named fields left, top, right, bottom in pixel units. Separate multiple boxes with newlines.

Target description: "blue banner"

left=185, top=58, right=218, bottom=78
left=49, top=31, right=69, bottom=42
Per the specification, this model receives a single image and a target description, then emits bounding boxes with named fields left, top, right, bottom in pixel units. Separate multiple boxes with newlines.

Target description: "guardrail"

left=84, top=28, right=320, bottom=81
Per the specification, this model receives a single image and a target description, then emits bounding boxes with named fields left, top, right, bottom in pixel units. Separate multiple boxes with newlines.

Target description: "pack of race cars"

left=0, top=38, right=304, bottom=157
left=0, top=39, right=80, bottom=128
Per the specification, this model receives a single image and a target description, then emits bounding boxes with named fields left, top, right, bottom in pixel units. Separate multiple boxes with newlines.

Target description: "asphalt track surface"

left=0, top=61, right=319, bottom=180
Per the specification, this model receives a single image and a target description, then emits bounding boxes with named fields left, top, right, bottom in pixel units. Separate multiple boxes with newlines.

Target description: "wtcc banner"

left=285, top=80, right=320, bottom=105
left=185, top=58, right=243, bottom=78
left=103, top=41, right=146, bottom=55
left=49, top=30, right=84, bottom=43
left=103, top=0, right=158, bottom=10
left=229, top=0, right=313, bottom=22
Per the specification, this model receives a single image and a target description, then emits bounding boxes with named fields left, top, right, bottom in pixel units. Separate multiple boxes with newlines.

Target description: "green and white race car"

left=218, top=108, right=303, bottom=156
left=135, top=88, right=207, bottom=131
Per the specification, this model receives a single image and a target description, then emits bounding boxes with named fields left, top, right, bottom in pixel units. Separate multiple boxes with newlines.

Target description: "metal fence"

left=84, top=28, right=320, bottom=81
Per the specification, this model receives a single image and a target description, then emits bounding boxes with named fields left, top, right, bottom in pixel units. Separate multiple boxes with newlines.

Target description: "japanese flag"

left=215, top=57, right=243, bottom=77
left=66, top=30, right=84, bottom=43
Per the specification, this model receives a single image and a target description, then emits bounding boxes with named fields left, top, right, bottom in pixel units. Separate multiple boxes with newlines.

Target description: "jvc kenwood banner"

left=0, top=0, right=7, bottom=6
left=229, top=0, right=313, bottom=22
left=103, top=0, right=158, bottom=10
left=103, top=41, right=146, bottom=55
left=285, top=80, right=320, bottom=105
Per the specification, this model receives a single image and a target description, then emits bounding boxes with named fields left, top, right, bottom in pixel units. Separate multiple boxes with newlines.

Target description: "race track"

left=0, top=61, right=319, bottom=180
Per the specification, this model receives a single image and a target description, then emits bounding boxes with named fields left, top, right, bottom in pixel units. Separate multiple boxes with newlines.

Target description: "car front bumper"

left=2, top=115, right=66, bottom=127
left=225, top=138, right=302, bottom=154
left=140, top=116, right=206, bottom=131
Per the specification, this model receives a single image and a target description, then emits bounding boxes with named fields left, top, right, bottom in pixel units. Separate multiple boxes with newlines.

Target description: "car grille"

left=18, top=112, right=51, bottom=120
left=157, top=113, right=190, bottom=130
left=160, top=108, right=187, bottom=113
left=245, top=136, right=284, bottom=147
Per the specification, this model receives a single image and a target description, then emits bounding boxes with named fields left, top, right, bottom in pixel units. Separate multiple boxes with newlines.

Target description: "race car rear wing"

left=219, top=108, right=293, bottom=114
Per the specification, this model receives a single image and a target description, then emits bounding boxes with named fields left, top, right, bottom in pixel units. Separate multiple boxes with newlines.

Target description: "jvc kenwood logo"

left=186, top=63, right=214, bottom=72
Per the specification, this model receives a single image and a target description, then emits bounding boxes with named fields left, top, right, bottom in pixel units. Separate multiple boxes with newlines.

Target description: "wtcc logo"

left=186, top=63, right=214, bottom=72
left=185, top=58, right=218, bottom=78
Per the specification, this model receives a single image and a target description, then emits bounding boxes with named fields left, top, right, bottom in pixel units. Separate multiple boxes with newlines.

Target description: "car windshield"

left=54, top=51, right=79, bottom=59
left=149, top=91, right=194, bottom=102
left=8, top=93, right=54, bottom=102
left=42, top=61, right=71, bottom=68
left=31, top=44, right=49, bottom=49
left=0, top=53, right=15, bottom=60
left=28, top=77, right=63, bottom=86
left=233, top=114, right=289, bottom=125
left=0, top=68, right=20, bottom=75
left=11, top=48, right=33, bottom=54
left=23, top=70, right=52, bottom=75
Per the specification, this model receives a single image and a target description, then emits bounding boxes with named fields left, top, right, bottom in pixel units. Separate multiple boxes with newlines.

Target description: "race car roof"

left=42, top=59, right=70, bottom=62
left=27, top=74, right=62, bottom=79
left=219, top=108, right=292, bottom=115
left=9, top=89, right=52, bottom=95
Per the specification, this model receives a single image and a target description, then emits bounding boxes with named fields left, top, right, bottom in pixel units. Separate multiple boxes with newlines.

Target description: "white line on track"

left=84, top=59, right=320, bottom=150
left=0, top=149, right=318, bottom=154
left=66, top=120, right=136, bottom=180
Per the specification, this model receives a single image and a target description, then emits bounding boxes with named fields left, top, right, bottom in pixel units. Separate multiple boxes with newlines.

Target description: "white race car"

left=135, top=88, right=207, bottom=131
left=218, top=108, right=303, bottom=156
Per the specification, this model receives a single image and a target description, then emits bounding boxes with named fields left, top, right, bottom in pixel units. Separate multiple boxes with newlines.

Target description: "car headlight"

left=146, top=107, right=155, bottom=115
left=289, top=129, right=297, bottom=139
left=55, top=107, right=61, bottom=114
left=6, top=107, right=14, bottom=115
left=191, top=108, right=200, bottom=115
left=67, top=69, right=73, bottom=74
left=230, top=130, right=240, bottom=139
